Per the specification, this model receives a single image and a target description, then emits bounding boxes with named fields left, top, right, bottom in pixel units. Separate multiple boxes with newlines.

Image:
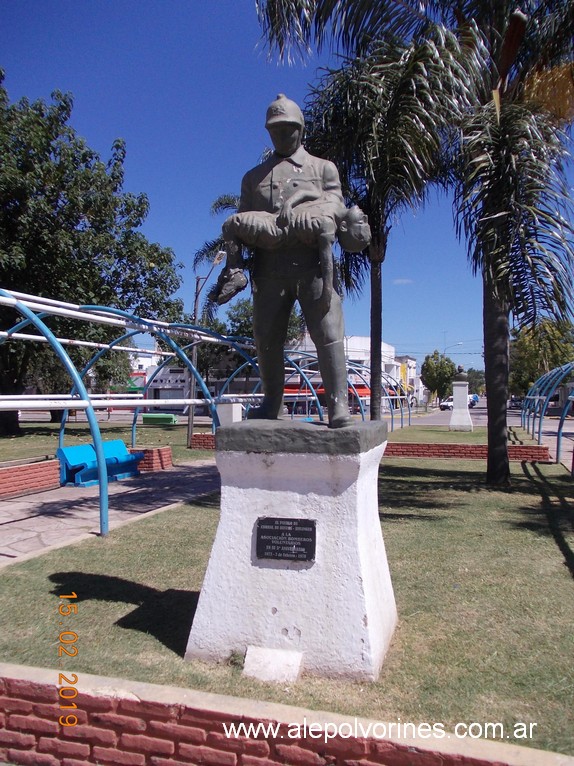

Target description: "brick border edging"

left=385, top=443, right=551, bottom=461
left=0, top=459, right=60, bottom=500
left=191, top=433, right=551, bottom=462
left=0, top=663, right=571, bottom=766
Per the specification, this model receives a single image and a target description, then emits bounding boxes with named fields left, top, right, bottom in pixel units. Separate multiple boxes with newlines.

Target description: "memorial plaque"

left=256, top=517, right=316, bottom=562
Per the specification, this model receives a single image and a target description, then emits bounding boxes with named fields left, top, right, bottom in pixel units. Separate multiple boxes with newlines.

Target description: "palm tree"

left=450, top=3, right=574, bottom=484
left=454, top=100, right=574, bottom=483
left=256, top=0, right=574, bottom=484
left=303, top=28, right=482, bottom=419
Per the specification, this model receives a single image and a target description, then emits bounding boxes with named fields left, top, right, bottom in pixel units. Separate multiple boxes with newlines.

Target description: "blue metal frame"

left=1, top=288, right=416, bottom=539
left=0, top=290, right=110, bottom=535
left=521, top=362, right=574, bottom=463
left=59, top=328, right=142, bottom=450
left=0, top=295, right=258, bottom=536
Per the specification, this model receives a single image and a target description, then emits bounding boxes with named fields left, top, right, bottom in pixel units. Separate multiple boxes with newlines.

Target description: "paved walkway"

left=0, top=460, right=219, bottom=568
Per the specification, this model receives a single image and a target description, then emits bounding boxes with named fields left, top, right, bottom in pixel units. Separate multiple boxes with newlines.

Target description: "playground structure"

left=521, top=363, right=574, bottom=471
left=0, top=288, right=414, bottom=535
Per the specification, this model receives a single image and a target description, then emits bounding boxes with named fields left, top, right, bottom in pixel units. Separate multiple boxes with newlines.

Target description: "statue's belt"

left=252, top=248, right=321, bottom=278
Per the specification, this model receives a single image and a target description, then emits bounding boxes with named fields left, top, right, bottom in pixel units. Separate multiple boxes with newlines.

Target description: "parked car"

left=440, top=395, right=476, bottom=411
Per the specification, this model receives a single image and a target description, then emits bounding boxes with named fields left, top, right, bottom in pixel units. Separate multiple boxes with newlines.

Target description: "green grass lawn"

left=0, top=417, right=535, bottom=463
left=0, top=420, right=213, bottom=464
left=1, top=457, right=573, bottom=755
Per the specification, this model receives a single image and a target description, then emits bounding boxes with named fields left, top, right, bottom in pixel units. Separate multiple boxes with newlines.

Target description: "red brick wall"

left=385, top=443, right=551, bottom=461
left=191, top=434, right=550, bottom=462
left=0, top=447, right=174, bottom=500
left=191, top=433, right=216, bottom=450
left=0, top=439, right=551, bottom=499
left=0, top=460, right=60, bottom=499
left=130, top=447, right=173, bottom=472
left=0, top=665, right=557, bottom=766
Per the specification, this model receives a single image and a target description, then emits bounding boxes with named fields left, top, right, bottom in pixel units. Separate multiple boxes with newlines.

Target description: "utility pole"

left=186, top=251, right=225, bottom=449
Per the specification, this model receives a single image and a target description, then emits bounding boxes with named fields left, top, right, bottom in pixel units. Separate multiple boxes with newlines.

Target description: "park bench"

left=56, top=440, right=144, bottom=487
left=142, top=413, right=178, bottom=425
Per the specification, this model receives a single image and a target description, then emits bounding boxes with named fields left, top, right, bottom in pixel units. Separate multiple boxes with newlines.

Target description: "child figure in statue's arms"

left=211, top=189, right=371, bottom=309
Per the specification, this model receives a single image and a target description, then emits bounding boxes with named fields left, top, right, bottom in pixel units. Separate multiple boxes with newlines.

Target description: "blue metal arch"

left=1, top=289, right=416, bottom=542
left=522, top=363, right=574, bottom=438
left=521, top=362, right=574, bottom=463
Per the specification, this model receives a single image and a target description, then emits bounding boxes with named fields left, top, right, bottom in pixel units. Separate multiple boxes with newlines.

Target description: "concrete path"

left=0, top=460, right=219, bottom=568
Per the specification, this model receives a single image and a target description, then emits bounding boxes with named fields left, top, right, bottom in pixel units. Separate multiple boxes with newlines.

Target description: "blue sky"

left=1, top=0, right=486, bottom=369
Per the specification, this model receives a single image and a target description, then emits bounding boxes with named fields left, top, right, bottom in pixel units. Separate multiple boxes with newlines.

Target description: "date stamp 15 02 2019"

left=57, top=592, right=79, bottom=727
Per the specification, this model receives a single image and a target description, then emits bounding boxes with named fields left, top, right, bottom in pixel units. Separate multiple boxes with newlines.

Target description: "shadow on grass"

left=378, top=462, right=484, bottom=513
left=380, top=511, right=450, bottom=523
left=514, top=461, right=574, bottom=579
left=49, top=572, right=198, bottom=656
left=19, top=424, right=137, bottom=438
left=381, top=460, right=574, bottom=578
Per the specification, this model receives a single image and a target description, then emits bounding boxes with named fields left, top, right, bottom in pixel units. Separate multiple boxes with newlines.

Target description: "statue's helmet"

left=265, top=93, right=305, bottom=129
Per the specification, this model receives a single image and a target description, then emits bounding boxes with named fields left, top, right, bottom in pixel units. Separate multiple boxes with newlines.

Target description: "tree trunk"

left=0, top=343, right=30, bottom=436
left=483, top=276, right=511, bottom=486
left=370, top=258, right=383, bottom=421
left=369, top=233, right=387, bottom=422
left=0, top=410, right=21, bottom=437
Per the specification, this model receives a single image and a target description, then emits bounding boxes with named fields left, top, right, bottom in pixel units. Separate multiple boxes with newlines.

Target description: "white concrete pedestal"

left=185, top=420, right=397, bottom=681
left=216, top=402, right=242, bottom=427
left=449, top=380, right=473, bottom=431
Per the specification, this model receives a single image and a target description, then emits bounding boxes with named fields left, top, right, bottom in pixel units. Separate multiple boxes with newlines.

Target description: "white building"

left=288, top=333, right=397, bottom=372
left=287, top=333, right=423, bottom=406
left=142, top=331, right=424, bottom=410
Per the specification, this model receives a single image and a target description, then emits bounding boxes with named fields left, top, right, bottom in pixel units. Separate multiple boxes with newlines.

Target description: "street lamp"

left=443, top=341, right=463, bottom=357
left=187, top=250, right=226, bottom=448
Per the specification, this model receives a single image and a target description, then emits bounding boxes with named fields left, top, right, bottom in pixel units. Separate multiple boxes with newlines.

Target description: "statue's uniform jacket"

left=238, top=146, right=344, bottom=278
left=238, top=146, right=346, bottom=363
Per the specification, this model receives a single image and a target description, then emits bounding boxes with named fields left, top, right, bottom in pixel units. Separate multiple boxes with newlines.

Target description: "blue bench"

left=56, top=440, right=145, bottom=487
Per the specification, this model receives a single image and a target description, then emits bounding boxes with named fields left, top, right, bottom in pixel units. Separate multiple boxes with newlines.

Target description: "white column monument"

left=185, top=420, right=397, bottom=682
left=449, top=366, right=473, bottom=432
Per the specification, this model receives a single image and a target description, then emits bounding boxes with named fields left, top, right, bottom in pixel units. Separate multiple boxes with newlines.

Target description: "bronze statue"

left=213, top=94, right=371, bottom=429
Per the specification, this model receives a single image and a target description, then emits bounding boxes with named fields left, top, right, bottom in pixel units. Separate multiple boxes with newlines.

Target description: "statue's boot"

left=317, top=340, right=353, bottom=429
left=209, top=268, right=248, bottom=306
left=247, top=350, right=285, bottom=420
left=246, top=396, right=283, bottom=420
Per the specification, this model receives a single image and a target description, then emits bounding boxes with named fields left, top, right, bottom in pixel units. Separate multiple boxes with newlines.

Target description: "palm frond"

left=255, top=0, right=439, bottom=61
left=199, top=292, right=220, bottom=325
left=454, top=101, right=574, bottom=326
left=210, top=194, right=240, bottom=216
left=192, top=236, right=225, bottom=271
left=305, top=24, right=487, bottom=222
left=337, top=250, right=370, bottom=299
